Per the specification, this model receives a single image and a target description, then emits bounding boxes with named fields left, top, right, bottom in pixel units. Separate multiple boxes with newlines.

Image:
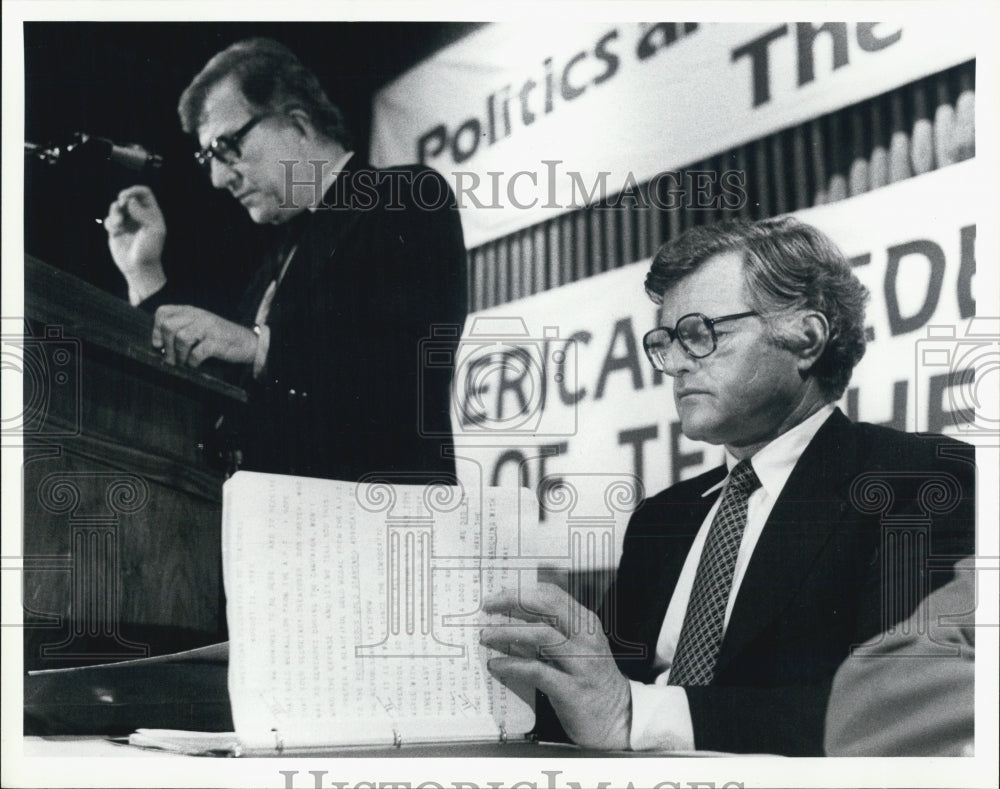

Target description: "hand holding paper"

left=480, top=582, right=631, bottom=750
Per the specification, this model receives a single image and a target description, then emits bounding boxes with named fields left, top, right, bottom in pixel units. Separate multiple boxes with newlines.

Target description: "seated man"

left=481, top=217, right=975, bottom=755
left=104, top=38, right=467, bottom=481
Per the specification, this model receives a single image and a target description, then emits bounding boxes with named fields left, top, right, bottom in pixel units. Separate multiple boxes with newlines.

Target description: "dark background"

left=24, top=22, right=481, bottom=315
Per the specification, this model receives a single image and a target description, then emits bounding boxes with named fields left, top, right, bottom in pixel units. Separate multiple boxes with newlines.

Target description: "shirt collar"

left=307, top=150, right=355, bottom=212
left=701, top=403, right=838, bottom=498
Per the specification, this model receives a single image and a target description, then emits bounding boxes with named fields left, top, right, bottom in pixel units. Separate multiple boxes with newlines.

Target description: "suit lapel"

left=268, top=159, right=370, bottom=320
left=302, top=157, right=369, bottom=263
left=619, top=469, right=725, bottom=672
left=715, top=410, right=860, bottom=674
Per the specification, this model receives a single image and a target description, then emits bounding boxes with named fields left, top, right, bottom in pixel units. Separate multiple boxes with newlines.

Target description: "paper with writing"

left=223, top=472, right=536, bottom=751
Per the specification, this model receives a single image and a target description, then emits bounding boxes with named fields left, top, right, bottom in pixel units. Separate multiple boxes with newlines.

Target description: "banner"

left=447, top=160, right=991, bottom=568
left=371, top=21, right=975, bottom=248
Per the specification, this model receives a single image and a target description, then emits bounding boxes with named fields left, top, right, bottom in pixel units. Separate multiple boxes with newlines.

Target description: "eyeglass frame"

left=194, top=113, right=276, bottom=170
left=642, top=310, right=760, bottom=366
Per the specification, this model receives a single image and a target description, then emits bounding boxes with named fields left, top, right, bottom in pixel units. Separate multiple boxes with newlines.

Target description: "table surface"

left=20, top=736, right=732, bottom=759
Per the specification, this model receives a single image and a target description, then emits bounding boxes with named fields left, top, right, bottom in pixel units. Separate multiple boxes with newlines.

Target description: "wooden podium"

left=20, top=256, right=247, bottom=671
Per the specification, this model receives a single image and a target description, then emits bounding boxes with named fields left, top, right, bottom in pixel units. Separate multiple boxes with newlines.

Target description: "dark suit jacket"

left=602, top=409, right=975, bottom=755
left=146, top=160, right=467, bottom=482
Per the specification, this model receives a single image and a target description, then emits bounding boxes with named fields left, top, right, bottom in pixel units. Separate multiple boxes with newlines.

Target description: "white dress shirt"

left=252, top=150, right=355, bottom=377
left=628, top=403, right=837, bottom=751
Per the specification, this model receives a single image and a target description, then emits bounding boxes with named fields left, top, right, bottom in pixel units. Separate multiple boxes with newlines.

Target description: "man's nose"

left=209, top=158, right=240, bottom=191
left=660, top=338, right=694, bottom=377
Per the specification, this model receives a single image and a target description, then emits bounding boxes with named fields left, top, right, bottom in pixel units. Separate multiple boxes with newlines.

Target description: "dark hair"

left=645, top=217, right=869, bottom=399
left=178, top=37, right=353, bottom=148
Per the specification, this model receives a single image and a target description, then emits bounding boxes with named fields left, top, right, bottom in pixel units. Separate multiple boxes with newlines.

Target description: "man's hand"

left=153, top=305, right=257, bottom=368
left=480, top=582, right=632, bottom=750
left=104, top=186, right=167, bottom=305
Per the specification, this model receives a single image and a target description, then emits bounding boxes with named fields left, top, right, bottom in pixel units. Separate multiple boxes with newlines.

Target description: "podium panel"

left=20, top=256, right=247, bottom=670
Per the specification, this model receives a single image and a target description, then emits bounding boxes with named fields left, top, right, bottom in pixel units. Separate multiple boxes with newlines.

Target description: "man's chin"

left=676, top=417, right=725, bottom=446
left=243, top=204, right=279, bottom=225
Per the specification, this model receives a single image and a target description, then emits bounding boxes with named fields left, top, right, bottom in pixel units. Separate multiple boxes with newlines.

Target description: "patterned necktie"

left=255, top=211, right=313, bottom=327
left=668, top=458, right=762, bottom=686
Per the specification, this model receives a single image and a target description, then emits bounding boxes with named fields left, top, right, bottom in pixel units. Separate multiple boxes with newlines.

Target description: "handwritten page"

left=222, top=472, right=536, bottom=752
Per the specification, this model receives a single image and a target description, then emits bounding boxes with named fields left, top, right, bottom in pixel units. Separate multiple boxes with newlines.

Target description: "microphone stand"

left=25, top=133, right=163, bottom=170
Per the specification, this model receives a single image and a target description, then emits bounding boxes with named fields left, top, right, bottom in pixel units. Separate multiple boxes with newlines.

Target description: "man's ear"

left=795, top=311, right=830, bottom=373
left=287, top=108, right=316, bottom=139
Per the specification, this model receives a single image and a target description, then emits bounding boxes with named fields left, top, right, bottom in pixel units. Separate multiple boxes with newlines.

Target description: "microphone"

left=71, top=133, right=164, bottom=170
left=25, top=133, right=164, bottom=170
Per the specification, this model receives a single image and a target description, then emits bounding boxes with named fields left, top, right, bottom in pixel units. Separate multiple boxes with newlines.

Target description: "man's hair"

left=645, top=217, right=869, bottom=400
left=178, top=37, right=353, bottom=148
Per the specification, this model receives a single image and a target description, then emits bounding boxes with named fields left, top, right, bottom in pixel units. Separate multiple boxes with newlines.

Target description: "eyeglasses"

left=194, top=114, right=272, bottom=170
left=643, top=311, right=760, bottom=368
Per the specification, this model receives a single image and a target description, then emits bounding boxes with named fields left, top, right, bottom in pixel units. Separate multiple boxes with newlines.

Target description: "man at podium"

left=103, top=37, right=467, bottom=482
